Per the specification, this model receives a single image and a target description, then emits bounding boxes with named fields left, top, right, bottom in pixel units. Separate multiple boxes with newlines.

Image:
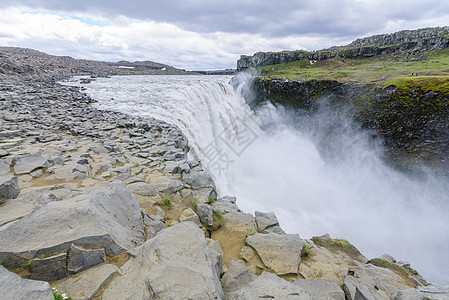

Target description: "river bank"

left=0, top=75, right=447, bottom=299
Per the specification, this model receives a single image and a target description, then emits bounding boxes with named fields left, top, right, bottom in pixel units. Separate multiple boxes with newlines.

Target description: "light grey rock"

left=13, top=152, right=50, bottom=174
left=392, top=288, right=423, bottom=300
left=179, top=208, right=201, bottom=226
left=183, top=170, right=216, bottom=190
left=68, top=244, right=106, bottom=275
left=0, top=175, right=20, bottom=203
left=418, top=285, right=449, bottom=300
left=128, top=182, right=158, bottom=196
left=0, top=265, right=53, bottom=300
left=295, top=278, right=345, bottom=300
left=211, top=197, right=240, bottom=214
left=354, top=285, right=384, bottom=300
left=380, top=254, right=396, bottom=263
left=142, top=212, right=166, bottom=240
left=254, top=211, right=285, bottom=234
left=102, top=222, right=224, bottom=300
left=0, top=181, right=144, bottom=268
left=245, top=233, right=303, bottom=275
left=56, top=264, right=118, bottom=300
left=30, top=253, right=67, bottom=281
left=228, top=272, right=310, bottom=299
left=0, top=160, right=10, bottom=176
left=222, top=258, right=256, bottom=293
left=343, top=275, right=359, bottom=300
left=0, top=149, right=8, bottom=157
left=197, top=203, right=214, bottom=227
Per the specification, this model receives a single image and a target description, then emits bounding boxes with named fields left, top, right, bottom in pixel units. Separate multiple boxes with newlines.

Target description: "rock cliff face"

left=251, top=77, right=449, bottom=174
left=237, top=26, right=449, bottom=71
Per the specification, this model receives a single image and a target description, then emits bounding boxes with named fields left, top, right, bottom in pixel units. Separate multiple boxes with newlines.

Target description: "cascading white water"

left=64, top=74, right=449, bottom=284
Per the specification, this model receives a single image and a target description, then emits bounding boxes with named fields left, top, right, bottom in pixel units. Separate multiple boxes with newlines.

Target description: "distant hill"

left=0, top=46, right=195, bottom=78
left=237, top=26, right=449, bottom=72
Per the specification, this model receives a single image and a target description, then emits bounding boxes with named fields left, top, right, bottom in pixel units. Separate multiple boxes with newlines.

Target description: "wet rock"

left=30, top=253, right=67, bottom=281
left=102, top=222, right=223, bottom=300
left=0, top=265, right=53, bottom=300
left=0, top=175, right=20, bottom=203
left=67, top=244, right=106, bottom=275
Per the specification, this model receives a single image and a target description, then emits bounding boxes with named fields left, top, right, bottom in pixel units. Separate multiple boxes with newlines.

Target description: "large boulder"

left=102, top=222, right=224, bottom=300
left=228, top=272, right=311, bottom=299
left=245, top=233, right=304, bottom=275
left=0, top=265, right=53, bottom=300
left=0, top=181, right=144, bottom=268
left=0, top=175, right=20, bottom=204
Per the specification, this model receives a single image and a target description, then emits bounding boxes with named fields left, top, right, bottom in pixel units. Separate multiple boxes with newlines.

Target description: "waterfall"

left=65, top=74, right=449, bottom=285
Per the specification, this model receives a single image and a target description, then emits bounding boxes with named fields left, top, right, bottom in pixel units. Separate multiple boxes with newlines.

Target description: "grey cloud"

left=3, top=0, right=447, bottom=38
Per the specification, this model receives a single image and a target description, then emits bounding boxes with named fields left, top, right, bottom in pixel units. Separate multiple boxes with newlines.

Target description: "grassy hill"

left=260, top=48, right=449, bottom=89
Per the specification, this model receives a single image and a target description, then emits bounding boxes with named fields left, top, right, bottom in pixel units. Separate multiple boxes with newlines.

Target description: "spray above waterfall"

left=65, top=74, right=449, bottom=285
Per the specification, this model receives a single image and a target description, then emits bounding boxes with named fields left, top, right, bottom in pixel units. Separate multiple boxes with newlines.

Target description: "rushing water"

left=64, top=74, right=449, bottom=284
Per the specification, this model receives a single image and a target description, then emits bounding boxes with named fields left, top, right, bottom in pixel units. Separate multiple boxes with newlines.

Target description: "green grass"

left=163, top=198, right=171, bottom=208
left=213, top=210, right=223, bottom=225
left=190, top=200, right=198, bottom=207
left=261, top=48, right=449, bottom=85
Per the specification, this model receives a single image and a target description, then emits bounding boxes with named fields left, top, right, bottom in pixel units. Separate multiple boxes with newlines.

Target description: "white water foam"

left=64, top=74, right=449, bottom=284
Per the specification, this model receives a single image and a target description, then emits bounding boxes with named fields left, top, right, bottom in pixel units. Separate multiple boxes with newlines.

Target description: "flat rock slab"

left=228, top=272, right=310, bottom=299
left=246, top=233, right=303, bottom=275
left=295, top=278, right=345, bottom=300
left=0, top=265, right=53, bottom=300
left=102, top=222, right=223, bottom=300
left=127, top=182, right=158, bottom=196
left=13, top=153, right=50, bottom=175
left=0, top=181, right=144, bottom=268
left=56, top=264, right=118, bottom=300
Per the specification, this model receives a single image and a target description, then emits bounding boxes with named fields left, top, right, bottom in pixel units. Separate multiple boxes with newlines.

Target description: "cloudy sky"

left=0, top=0, right=448, bottom=70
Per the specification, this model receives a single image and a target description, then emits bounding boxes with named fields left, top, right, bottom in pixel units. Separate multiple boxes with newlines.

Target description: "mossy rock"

left=311, top=237, right=366, bottom=263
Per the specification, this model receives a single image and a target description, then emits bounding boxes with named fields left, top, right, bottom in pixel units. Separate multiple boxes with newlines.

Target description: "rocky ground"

left=0, top=76, right=448, bottom=300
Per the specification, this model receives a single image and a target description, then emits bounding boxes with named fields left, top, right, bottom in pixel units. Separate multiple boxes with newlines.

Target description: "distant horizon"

left=0, top=1, right=448, bottom=70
